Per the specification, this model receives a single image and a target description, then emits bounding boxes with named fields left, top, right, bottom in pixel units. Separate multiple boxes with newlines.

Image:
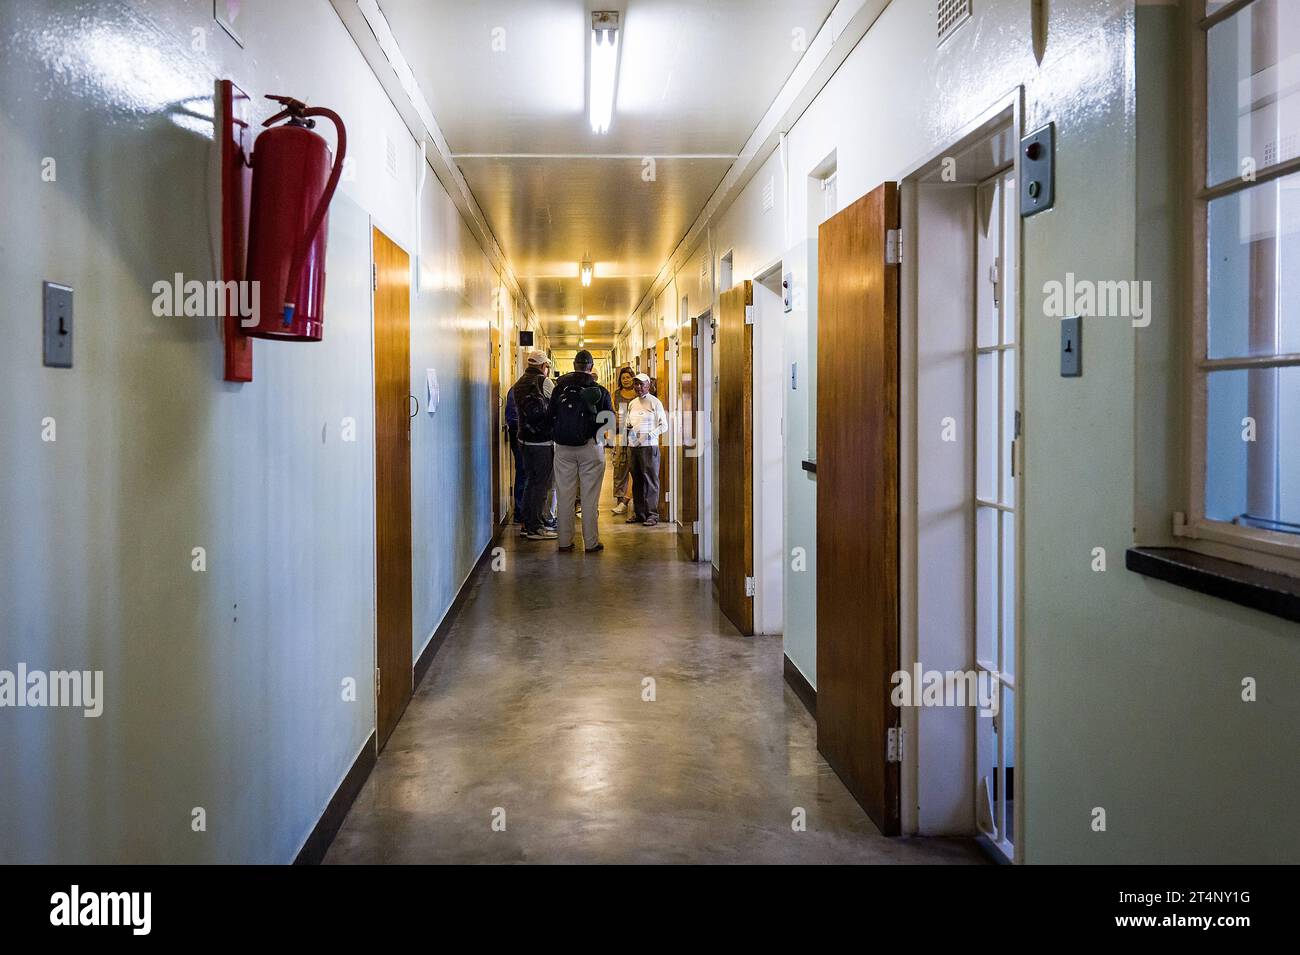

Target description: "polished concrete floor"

left=325, top=473, right=986, bottom=864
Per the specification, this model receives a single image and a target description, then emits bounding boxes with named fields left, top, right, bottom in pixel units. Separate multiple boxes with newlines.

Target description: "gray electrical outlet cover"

left=1061, top=314, right=1082, bottom=377
left=1020, top=123, right=1055, bottom=218
left=43, top=281, right=73, bottom=368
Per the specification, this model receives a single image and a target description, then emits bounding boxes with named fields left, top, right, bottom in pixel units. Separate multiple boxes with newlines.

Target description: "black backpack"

left=517, top=380, right=549, bottom=433
left=552, top=379, right=602, bottom=445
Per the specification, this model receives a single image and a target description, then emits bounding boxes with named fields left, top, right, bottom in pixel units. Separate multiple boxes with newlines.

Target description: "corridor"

left=3, top=0, right=1299, bottom=878
left=325, top=501, right=981, bottom=864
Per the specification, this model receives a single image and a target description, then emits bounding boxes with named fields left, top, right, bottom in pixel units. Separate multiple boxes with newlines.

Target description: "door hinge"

left=692, top=520, right=700, bottom=535
left=372, top=263, right=378, bottom=291
left=990, top=256, right=1001, bottom=308
left=375, top=667, right=382, bottom=697
left=692, top=334, right=698, bottom=348
left=885, top=228, right=903, bottom=266
left=887, top=725, right=903, bottom=763
left=744, top=576, right=756, bottom=597
left=744, top=305, right=754, bottom=325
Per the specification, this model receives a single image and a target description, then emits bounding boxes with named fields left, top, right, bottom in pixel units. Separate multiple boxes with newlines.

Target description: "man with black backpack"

left=510, top=350, right=557, bottom=540
left=549, top=350, right=614, bottom=553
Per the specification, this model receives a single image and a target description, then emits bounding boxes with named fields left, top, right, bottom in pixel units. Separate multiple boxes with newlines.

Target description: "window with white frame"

left=1189, top=0, right=1300, bottom=559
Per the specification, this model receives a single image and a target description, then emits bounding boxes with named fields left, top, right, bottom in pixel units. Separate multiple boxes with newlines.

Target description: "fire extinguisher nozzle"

left=282, top=304, right=296, bottom=327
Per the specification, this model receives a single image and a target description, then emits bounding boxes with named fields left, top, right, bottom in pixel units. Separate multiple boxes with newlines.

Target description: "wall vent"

left=761, top=176, right=775, bottom=212
left=937, top=0, right=972, bottom=45
left=385, top=134, right=399, bottom=178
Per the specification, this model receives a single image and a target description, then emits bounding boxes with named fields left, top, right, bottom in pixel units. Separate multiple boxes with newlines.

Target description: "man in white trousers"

left=549, top=350, right=615, bottom=553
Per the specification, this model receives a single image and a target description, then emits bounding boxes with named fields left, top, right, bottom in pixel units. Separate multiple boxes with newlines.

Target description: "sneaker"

left=558, top=543, right=575, bottom=552
left=644, top=516, right=659, bottom=527
left=612, top=502, right=627, bottom=515
left=543, top=519, right=558, bottom=531
left=524, top=529, right=558, bottom=540
left=585, top=543, right=604, bottom=553
left=626, top=515, right=643, bottom=524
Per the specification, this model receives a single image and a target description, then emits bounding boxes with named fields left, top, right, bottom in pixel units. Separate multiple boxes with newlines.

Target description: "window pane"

left=1000, top=686, right=1015, bottom=845
left=1207, top=0, right=1300, bottom=188
left=976, top=179, right=1000, bottom=349
left=1001, top=174, right=1018, bottom=346
left=975, top=707, right=997, bottom=839
left=976, top=351, right=998, bottom=502
left=1206, top=365, right=1300, bottom=532
left=1208, top=170, right=1300, bottom=359
left=1000, top=349, right=1017, bottom=507
left=976, top=505, right=998, bottom=666
left=1000, top=510, right=1017, bottom=681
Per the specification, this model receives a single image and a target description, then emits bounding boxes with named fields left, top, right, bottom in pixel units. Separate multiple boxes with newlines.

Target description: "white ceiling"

left=378, top=0, right=836, bottom=348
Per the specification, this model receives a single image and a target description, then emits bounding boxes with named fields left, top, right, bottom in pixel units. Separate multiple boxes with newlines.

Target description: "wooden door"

left=816, top=182, right=901, bottom=834
left=717, top=281, right=753, bottom=636
left=490, top=325, right=502, bottom=526
left=373, top=227, right=413, bottom=750
left=656, top=337, right=670, bottom=516
left=677, top=317, right=699, bottom=560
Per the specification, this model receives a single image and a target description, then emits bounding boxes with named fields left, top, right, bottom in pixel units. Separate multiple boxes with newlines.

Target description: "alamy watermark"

left=0, top=664, right=103, bottom=717
left=151, top=273, right=261, bottom=327
left=891, top=663, right=999, bottom=717
left=1043, top=272, right=1151, bottom=328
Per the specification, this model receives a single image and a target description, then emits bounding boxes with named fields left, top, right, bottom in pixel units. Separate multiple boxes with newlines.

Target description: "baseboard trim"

left=783, top=654, right=816, bottom=718
left=294, top=731, right=377, bottom=865
left=413, top=528, right=500, bottom=689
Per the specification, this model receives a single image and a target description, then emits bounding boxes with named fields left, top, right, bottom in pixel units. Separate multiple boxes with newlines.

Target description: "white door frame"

left=753, top=260, right=786, bottom=636
left=897, top=89, right=1025, bottom=862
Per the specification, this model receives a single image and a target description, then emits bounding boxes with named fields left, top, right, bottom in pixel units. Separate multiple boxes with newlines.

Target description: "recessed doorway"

left=900, top=97, right=1023, bottom=861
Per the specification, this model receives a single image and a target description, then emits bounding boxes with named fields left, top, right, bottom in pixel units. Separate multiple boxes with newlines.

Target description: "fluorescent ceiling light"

left=589, top=12, right=619, bottom=134
left=580, top=260, right=594, bottom=287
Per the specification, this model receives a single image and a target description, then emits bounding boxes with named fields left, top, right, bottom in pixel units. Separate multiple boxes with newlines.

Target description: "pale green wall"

left=0, top=0, right=499, bottom=862
left=647, top=0, right=1300, bottom=861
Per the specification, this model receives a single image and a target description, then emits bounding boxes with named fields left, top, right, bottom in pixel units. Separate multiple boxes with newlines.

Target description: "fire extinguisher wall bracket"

left=242, top=95, right=348, bottom=341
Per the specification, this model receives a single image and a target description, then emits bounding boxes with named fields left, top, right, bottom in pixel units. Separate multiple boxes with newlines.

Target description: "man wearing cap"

left=509, top=350, right=557, bottom=540
left=625, top=372, right=669, bottom=527
left=549, top=350, right=614, bottom=552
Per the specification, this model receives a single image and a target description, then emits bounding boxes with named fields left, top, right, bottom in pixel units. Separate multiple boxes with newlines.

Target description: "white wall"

left=619, top=0, right=1300, bottom=861
left=0, top=0, right=505, bottom=862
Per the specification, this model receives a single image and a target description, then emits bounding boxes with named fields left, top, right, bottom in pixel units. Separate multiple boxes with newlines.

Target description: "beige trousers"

left=554, top=440, right=607, bottom=549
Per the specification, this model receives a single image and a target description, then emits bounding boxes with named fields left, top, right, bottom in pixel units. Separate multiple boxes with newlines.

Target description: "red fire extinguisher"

left=243, top=95, right=347, bottom=341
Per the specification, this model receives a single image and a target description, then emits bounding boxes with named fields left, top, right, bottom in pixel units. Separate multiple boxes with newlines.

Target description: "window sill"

left=1125, top=547, right=1300, bottom=625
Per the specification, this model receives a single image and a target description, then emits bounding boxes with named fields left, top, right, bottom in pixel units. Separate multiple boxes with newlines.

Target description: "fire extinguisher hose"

left=280, top=106, right=347, bottom=326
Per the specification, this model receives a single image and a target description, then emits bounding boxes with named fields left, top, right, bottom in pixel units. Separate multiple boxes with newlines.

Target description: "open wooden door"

left=489, top=325, right=502, bottom=526
left=373, top=227, right=414, bottom=750
left=816, top=182, right=901, bottom=834
left=717, top=281, right=754, bottom=636
left=656, top=337, right=670, bottom=517
left=677, top=317, right=699, bottom=560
